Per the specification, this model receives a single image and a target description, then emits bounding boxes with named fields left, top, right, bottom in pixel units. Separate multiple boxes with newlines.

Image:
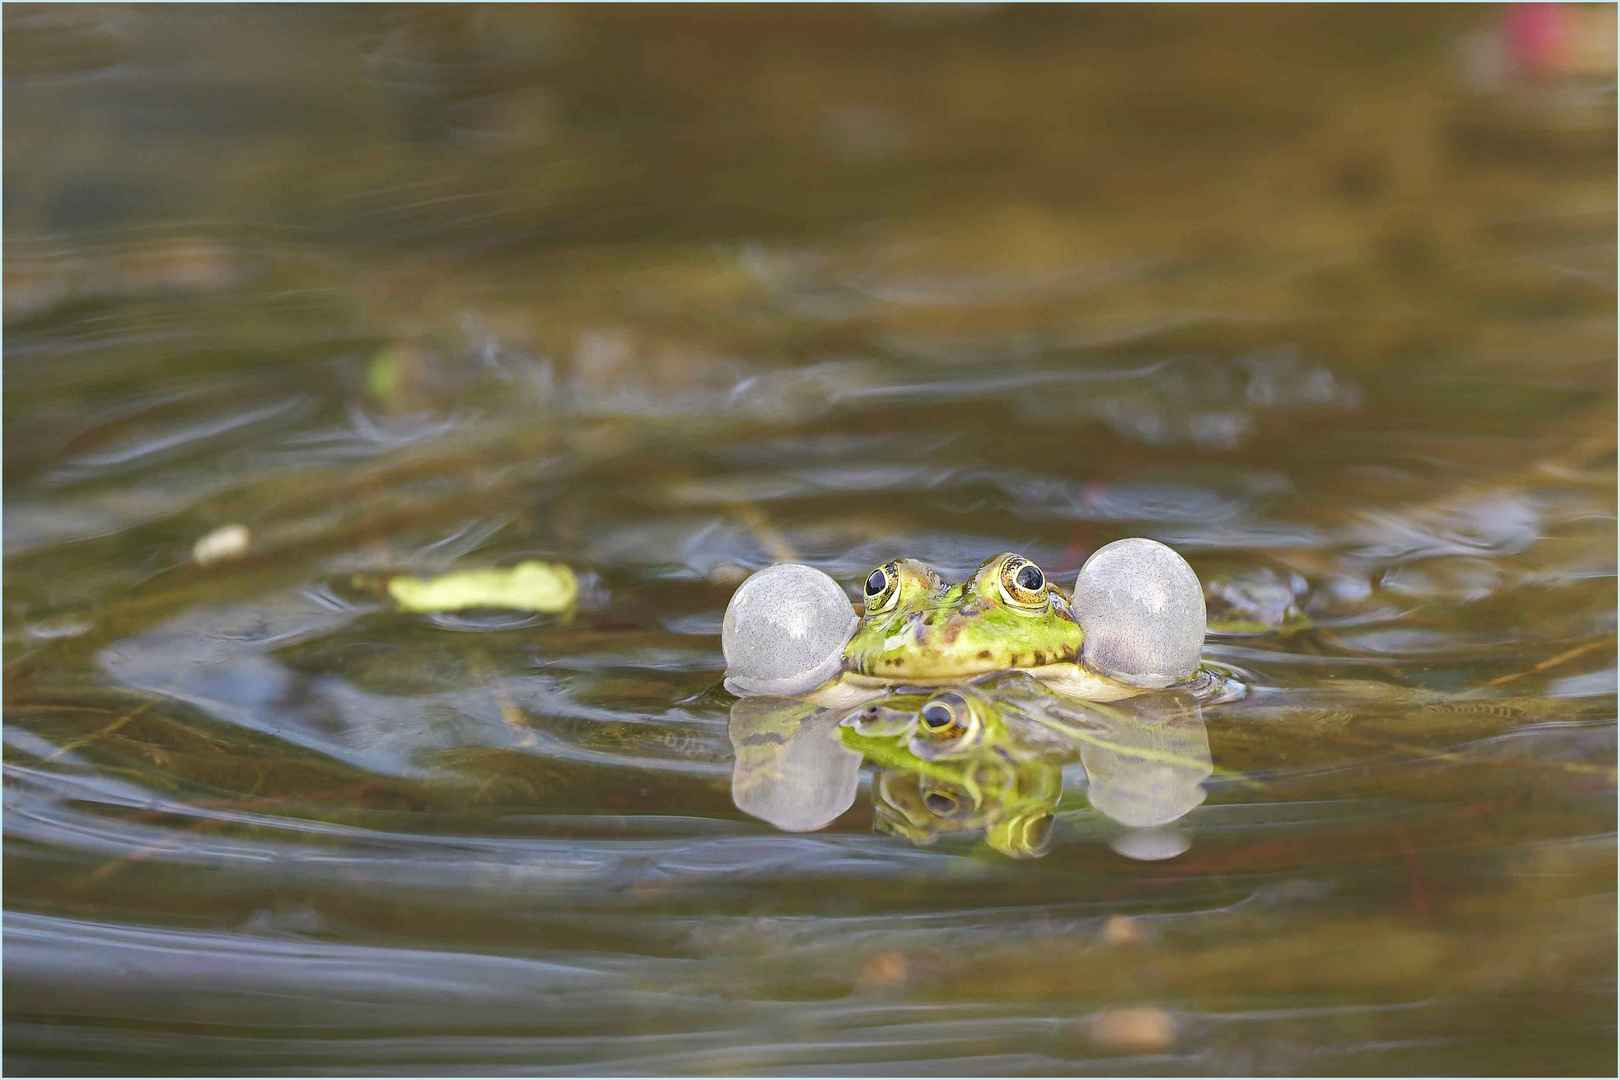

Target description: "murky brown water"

left=5, top=5, right=1616, bottom=1075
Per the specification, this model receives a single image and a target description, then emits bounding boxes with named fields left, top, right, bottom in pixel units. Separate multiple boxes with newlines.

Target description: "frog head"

left=842, top=553, right=1083, bottom=685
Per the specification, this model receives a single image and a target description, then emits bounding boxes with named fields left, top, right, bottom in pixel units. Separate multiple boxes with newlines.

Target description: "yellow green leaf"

left=388, top=562, right=578, bottom=613
left=365, top=344, right=405, bottom=402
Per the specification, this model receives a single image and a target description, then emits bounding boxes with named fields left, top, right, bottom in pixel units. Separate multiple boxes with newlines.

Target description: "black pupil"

left=921, top=703, right=954, bottom=730
left=923, top=792, right=958, bottom=815
left=865, top=569, right=887, bottom=596
left=1015, top=563, right=1044, bottom=591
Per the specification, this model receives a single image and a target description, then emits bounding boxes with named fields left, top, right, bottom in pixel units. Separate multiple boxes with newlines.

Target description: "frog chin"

left=843, top=658, right=1089, bottom=689
left=843, top=669, right=988, bottom=688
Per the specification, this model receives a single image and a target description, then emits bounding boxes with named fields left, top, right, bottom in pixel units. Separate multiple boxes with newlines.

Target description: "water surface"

left=5, top=6, right=1616, bottom=1075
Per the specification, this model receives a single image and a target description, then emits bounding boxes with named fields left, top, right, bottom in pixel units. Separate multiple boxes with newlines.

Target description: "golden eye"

left=863, top=562, right=899, bottom=614
left=921, top=783, right=978, bottom=819
left=912, top=691, right=981, bottom=758
left=920, top=699, right=957, bottom=732
left=920, top=782, right=978, bottom=819
left=997, top=555, right=1048, bottom=609
left=1018, top=813, right=1055, bottom=854
left=918, top=692, right=966, bottom=735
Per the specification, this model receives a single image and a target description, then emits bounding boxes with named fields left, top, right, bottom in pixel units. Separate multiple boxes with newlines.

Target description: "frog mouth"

left=844, top=660, right=1080, bottom=687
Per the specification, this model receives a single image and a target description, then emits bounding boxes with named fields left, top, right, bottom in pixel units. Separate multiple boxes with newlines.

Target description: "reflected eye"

left=1019, top=814, right=1054, bottom=853
left=863, top=563, right=899, bottom=613
left=998, top=555, right=1049, bottom=608
left=911, top=691, right=980, bottom=757
left=993, top=813, right=1056, bottom=859
left=920, top=784, right=977, bottom=819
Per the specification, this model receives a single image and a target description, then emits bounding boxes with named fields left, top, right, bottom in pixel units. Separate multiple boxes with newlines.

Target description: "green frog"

left=722, top=541, right=1209, bottom=702
left=835, top=553, right=1148, bottom=703
left=845, top=554, right=1080, bottom=678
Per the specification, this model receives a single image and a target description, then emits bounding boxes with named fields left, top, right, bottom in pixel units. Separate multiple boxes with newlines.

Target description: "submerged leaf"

left=387, top=562, right=578, bottom=613
left=364, top=344, right=405, bottom=402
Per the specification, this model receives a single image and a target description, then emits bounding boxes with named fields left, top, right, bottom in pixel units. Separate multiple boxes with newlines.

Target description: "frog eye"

left=1016, top=813, right=1055, bottom=854
left=920, top=700, right=957, bottom=732
left=997, top=555, right=1048, bottom=609
left=918, top=691, right=968, bottom=736
left=911, top=691, right=981, bottom=758
left=863, top=562, right=899, bottom=614
left=994, top=812, right=1056, bottom=858
left=920, top=785, right=976, bottom=819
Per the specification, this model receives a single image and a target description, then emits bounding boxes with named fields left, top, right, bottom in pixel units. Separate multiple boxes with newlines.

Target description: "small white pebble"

left=854, top=950, right=910, bottom=992
left=1086, top=1006, right=1177, bottom=1052
left=192, top=523, right=251, bottom=566
left=1103, top=915, right=1143, bottom=946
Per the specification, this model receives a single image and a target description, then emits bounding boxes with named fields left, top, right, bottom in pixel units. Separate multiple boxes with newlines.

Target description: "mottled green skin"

left=842, top=553, right=1083, bottom=682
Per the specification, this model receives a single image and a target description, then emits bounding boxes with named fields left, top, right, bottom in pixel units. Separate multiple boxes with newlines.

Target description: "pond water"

left=4, top=6, right=1616, bottom=1075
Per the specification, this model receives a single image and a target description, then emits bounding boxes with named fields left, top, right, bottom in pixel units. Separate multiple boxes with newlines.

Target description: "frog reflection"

left=727, top=695, right=862, bottom=832
left=1067, top=689, right=1212, bottom=860
left=727, top=673, right=1212, bottom=860
left=839, top=687, right=1069, bottom=858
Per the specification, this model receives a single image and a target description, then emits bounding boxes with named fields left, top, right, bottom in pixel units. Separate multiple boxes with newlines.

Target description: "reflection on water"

left=728, top=676, right=1215, bottom=862
left=730, top=698, right=861, bottom=832
left=1075, top=691, right=1213, bottom=861
left=5, top=4, right=1616, bottom=1075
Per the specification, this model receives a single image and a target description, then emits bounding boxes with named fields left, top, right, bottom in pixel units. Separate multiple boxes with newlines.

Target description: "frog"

left=840, top=553, right=1152, bottom=704
left=844, top=553, right=1080, bottom=678
left=722, top=540, right=1210, bottom=704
